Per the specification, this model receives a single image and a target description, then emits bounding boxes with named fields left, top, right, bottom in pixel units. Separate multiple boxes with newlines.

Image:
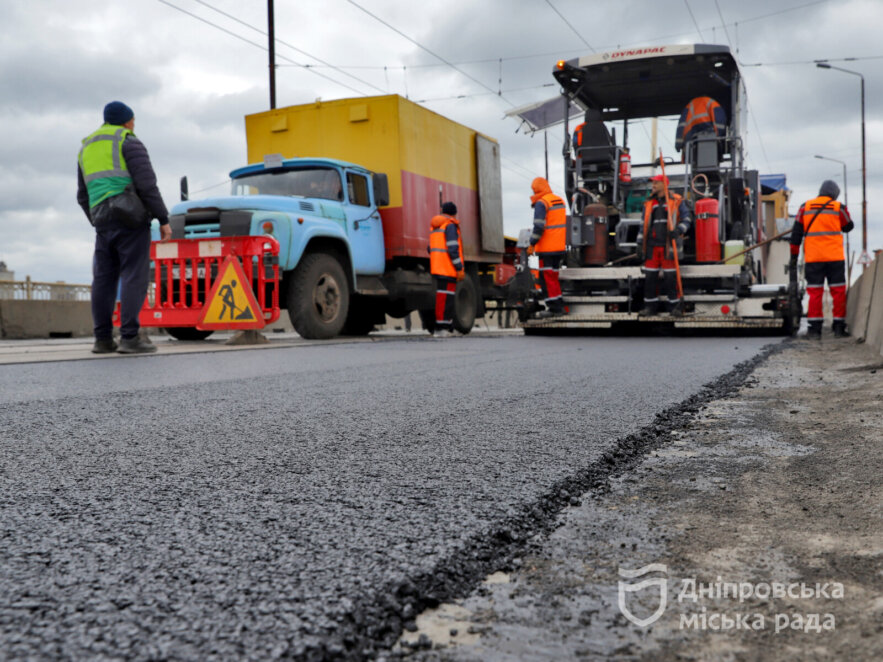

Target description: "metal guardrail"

left=0, top=277, right=91, bottom=301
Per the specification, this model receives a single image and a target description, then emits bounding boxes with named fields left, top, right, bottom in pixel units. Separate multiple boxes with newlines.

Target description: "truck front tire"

left=288, top=252, right=349, bottom=339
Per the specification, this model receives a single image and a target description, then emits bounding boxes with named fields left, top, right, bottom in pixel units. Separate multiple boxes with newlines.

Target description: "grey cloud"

left=0, top=50, right=160, bottom=114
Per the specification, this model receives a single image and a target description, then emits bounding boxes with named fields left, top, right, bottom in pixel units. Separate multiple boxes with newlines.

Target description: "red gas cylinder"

left=583, top=203, right=609, bottom=265
left=695, top=197, right=720, bottom=262
left=619, top=151, right=632, bottom=183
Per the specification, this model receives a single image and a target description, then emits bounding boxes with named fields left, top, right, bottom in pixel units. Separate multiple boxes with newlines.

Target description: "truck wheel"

left=342, top=296, right=377, bottom=336
left=452, top=277, right=477, bottom=334
left=288, top=252, right=349, bottom=339
left=165, top=327, right=214, bottom=341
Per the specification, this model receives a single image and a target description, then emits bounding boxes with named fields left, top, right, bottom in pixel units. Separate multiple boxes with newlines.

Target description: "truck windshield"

left=232, top=167, right=343, bottom=201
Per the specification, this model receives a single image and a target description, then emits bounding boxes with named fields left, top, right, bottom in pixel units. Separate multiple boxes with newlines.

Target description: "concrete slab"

left=846, top=258, right=878, bottom=342
left=863, top=257, right=883, bottom=356
left=0, top=300, right=92, bottom=339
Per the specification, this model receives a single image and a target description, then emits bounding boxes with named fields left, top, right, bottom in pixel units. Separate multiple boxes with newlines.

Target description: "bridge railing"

left=0, top=277, right=91, bottom=301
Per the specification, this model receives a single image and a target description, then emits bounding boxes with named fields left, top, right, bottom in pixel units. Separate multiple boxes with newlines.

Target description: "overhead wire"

left=156, top=0, right=265, bottom=52
left=164, top=0, right=835, bottom=88
left=544, top=0, right=596, bottom=52
left=155, top=0, right=371, bottom=96
left=191, top=179, right=231, bottom=195
left=189, top=0, right=387, bottom=94
left=713, top=0, right=734, bottom=50
left=710, top=0, right=771, bottom=171
left=159, top=0, right=833, bottom=181
left=345, top=0, right=515, bottom=106
left=413, top=83, right=556, bottom=104
left=742, top=54, right=883, bottom=67
left=502, top=156, right=540, bottom=182
left=684, top=0, right=705, bottom=40
left=608, top=0, right=830, bottom=51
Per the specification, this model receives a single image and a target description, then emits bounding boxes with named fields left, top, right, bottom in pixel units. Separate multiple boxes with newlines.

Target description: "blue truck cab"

left=167, top=157, right=394, bottom=339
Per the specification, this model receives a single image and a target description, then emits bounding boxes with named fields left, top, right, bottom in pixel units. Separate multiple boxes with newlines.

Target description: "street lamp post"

left=813, top=154, right=848, bottom=207
left=816, top=62, right=868, bottom=268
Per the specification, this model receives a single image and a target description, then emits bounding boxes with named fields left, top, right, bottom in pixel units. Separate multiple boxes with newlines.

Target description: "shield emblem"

left=618, top=563, right=668, bottom=627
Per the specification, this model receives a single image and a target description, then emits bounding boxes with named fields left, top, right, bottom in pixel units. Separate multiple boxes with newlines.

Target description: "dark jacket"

left=77, top=134, right=169, bottom=225
left=643, top=194, right=692, bottom=248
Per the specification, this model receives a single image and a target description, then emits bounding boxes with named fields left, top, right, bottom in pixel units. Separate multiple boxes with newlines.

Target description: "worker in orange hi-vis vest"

left=789, top=180, right=854, bottom=339
left=527, top=177, right=568, bottom=316
left=428, top=201, right=465, bottom=337
left=637, top=174, right=692, bottom=317
left=675, top=96, right=727, bottom=156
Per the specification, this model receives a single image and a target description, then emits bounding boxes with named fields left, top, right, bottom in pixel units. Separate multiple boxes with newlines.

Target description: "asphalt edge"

left=294, top=339, right=791, bottom=661
left=0, top=329, right=524, bottom=366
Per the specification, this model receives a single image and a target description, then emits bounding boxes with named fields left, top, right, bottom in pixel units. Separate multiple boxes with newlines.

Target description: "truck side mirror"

left=372, top=172, right=390, bottom=207
left=180, top=176, right=189, bottom=201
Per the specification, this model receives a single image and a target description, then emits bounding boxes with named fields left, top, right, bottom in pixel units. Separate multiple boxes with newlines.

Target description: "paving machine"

left=507, top=44, right=800, bottom=333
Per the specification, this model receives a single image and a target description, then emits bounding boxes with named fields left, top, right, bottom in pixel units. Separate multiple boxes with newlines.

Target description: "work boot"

left=547, top=302, right=566, bottom=316
left=806, top=323, right=822, bottom=340
left=118, top=336, right=157, bottom=354
left=832, top=321, right=849, bottom=338
left=669, top=300, right=685, bottom=317
left=638, top=301, right=658, bottom=316
left=91, top=338, right=118, bottom=354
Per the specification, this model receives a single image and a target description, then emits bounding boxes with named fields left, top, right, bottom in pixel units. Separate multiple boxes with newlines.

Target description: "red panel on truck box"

left=380, top=170, right=488, bottom=261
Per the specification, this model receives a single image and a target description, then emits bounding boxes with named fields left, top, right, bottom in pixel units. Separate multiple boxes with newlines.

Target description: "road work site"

left=2, top=37, right=882, bottom=662
left=0, top=327, right=881, bottom=661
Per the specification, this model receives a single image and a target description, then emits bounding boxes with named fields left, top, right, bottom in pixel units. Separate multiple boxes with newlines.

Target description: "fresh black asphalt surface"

left=0, top=334, right=772, bottom=660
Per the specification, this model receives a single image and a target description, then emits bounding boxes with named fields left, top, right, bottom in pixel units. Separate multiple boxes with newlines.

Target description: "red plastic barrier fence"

left=116, top=236, right=280, bottom=329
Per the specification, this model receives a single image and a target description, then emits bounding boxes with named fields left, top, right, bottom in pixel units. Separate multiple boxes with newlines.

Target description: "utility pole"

left=268, top=0, right=276, bottom=109
left=650, top=118, right=658, bottom=174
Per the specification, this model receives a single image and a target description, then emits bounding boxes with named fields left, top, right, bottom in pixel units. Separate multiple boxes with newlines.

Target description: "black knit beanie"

left=103, top=101, right=134, bottom=126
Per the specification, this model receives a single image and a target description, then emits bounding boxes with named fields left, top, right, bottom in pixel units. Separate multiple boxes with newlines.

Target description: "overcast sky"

left=2, top=0, right=881, bottom=283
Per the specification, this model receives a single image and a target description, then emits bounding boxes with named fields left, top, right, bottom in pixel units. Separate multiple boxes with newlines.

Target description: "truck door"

left=344, top=170, right=386, bottom=275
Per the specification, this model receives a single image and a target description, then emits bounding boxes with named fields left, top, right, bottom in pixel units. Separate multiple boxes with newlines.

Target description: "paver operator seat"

left=574, top=108, right=616, bottom=177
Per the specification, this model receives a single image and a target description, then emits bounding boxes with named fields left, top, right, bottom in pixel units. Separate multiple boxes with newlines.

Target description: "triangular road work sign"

left=197, top=256, right=266, bottom=330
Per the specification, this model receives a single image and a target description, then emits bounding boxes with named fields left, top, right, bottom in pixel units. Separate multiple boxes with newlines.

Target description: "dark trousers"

left=434, top=276, right=457, bottom=329
left=805, top=260, right=847, bottom=325
left=92, top=222, right=151, bottom=340
left=537, top=253, right=564, bottom=312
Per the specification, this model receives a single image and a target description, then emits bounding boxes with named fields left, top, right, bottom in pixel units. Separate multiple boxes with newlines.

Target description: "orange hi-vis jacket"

left=429, top=214, right=464, bottom=278
left=675, top=97, right=726, bottom=151
left=573, top=123, right=585, bottom=147
left=534, top=192, right=567, bottom=254
left=797, top=196, right=848, bottom=263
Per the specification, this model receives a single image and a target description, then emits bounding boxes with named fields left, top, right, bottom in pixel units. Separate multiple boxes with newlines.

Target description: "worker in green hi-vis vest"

left=77, top=101, right=172, bottom=354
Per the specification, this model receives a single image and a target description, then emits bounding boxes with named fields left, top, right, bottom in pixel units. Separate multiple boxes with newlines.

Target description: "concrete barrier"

left=861, top=257, right=883, bottom=357
left=846, top=258, right=878, bottom=342
left=0, top=300, right=93, bottom=339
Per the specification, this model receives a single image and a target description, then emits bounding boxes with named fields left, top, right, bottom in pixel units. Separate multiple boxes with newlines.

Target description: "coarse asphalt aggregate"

left=0, top=334, right=772, bottom=660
